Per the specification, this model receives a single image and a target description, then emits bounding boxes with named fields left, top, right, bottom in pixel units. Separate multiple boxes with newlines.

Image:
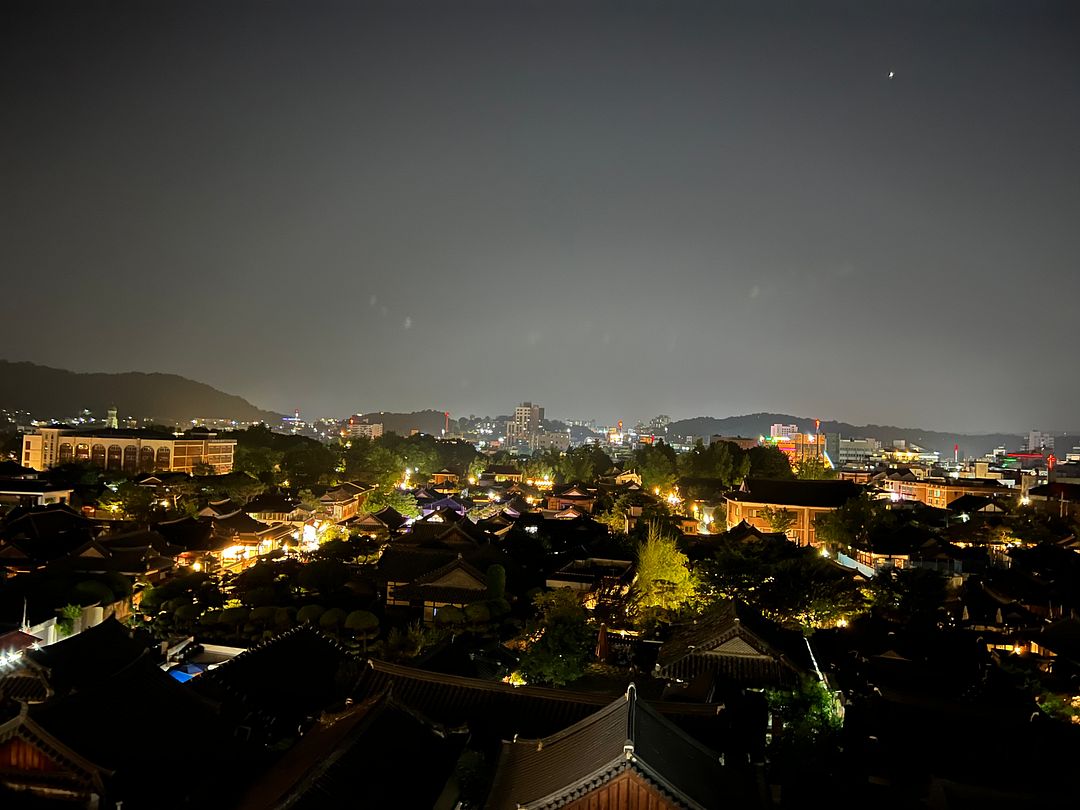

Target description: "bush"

left=464, top=602, right=492, bottom=625
left=200, top=609, right=223, bottom=626
left=319, top=607, right=346, bottom=630
left=434, top=606, right=466, bottom=627
left=345, top=610, right=379, bottom=635
left=242, top=586, right=278, bottom=608
left=138, top=586, right=163, bottom=612
left=297, top=604, right=325, bottom=625
left=274, top=607, right=295, bottom=630
left=174, top=603, right=203, bottom=627
left=220, top=606, right=250, bottom=628
left=487, top=598, right=512, bottom=618
left=249, top=606, right=279, bottom=625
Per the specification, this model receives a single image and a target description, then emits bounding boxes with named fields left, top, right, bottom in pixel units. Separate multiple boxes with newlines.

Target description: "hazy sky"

left=3, top=1, right=1078, bottom=432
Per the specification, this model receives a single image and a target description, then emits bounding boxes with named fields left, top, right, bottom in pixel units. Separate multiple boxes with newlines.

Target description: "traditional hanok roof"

left=351, top=660, right=727, bottom=747
left=655, top=601, right=809, bottom=685
left=153, top=515, right=216, bottom=552
left=485, top=684, right=745, bottom=810
left=235, top=691, right=466, bottom=810
left=0, top=704, right=109, bottom=796
left=243, top=492, right=301, bottom=515
left=551, top=483, right=594, bottom=499
left=0, top=503, right=96, bottom=553
left=378, top=546, right=459, bottom=583
left=28, top=656, right=245, bottom=806
left=723, top=520, right=789, bottom=544
left=211, top=509, right=269, bottom=537
left=423, top=496, right=468, bottom=515
left=727, top=478, right=861, bottom=509
left=948, top=494, right=1008, bottom=515
left=24, top=618, right=149, bottom=697
left=199, top=498, right=239, bottom=517
left=351, top=506, right=407, bottom=533
left=395, top=556, right=489, bottom=604
left=418, top=505, right=467, bottom=524
left=191, top=626, right=350, bottom=739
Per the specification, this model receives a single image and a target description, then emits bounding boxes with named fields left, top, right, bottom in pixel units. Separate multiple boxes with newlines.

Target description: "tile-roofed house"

left=243, top=492, right=308, bottom=523
left=351, top=659, right=731, bottom=751
left=481, top=465, right=524, bottom=483
left=484, top=684, right=753, bottom=810
left=546, top=483, right=597, bottom=514
left=20, top=617, right=150, bottom=698
left=23, top=655, right=247, bottom=808
left=655, top=601, right=810, bottom=686
left=393, top=556, right=489, bottom=620
left=190, top=625, right=350, bottom=743
left=235, top=691, right=467, bottom=810
left=725, top=478, right=862, bottom=547
left=198, top=497, right=239, bottom=518
left=0, top=703, right=109, bottom=804
left=349, top=505, right=408, bottom=536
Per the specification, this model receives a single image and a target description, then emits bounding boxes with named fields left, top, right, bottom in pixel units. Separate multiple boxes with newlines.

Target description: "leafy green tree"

left=814, top=492, right=888, bottom=552
left=757, top=556, right=866, bottom=630
left=679, top=440, right=750, bottom=487
left=319, top=607, right=347, bottom=632
left=233, top=445, right=283, bottom=482
left=298, top=559, right=349, bottom=595
left=361, top=487, right=420, bottom=518
left=702, top=540, right=865, bottom=630
left=345, top=610, right=380, bottom=651
left=871, top=566, right=946, bottom=626
left=518, top=589, right=593, bottom=687
left=341, top=439, right=403, bottom=488
left=795, top=456, right=835, bottom=480
left=766, top=676, right=843, bottom=799
left=747, top=445, right=794, bottom=480
left=296, top=604, right=325, bottom=625
left=557, top=446, right=611, bottom=483
left=281, top=441, right=338, bottom=487
left=632, top=523, right=697, bottom=619
left=632, top=443, right=678, bottom=492
left=762, top=506, right=796, bottom=536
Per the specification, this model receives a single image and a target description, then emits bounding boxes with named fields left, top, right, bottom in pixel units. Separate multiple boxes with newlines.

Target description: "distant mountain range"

left=666, top=413, right=1036, bottom=459
left=0, top=361, right=281, bottom=425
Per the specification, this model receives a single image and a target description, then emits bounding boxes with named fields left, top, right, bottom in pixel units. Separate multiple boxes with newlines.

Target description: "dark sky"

left=3, top=1, right=1078, bottom=433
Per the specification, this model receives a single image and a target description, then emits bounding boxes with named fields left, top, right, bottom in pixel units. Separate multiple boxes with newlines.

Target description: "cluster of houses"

left=2, top=439, right=1080, bottom=806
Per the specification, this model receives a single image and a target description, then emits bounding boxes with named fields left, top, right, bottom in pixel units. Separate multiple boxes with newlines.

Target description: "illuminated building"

left=346, top=415, right=384, bottom=439
left=725, top=478, right=861, bottom=547
left=506, top=402, right=544, bottom=448
left=21, top=427, right=236, bottom=474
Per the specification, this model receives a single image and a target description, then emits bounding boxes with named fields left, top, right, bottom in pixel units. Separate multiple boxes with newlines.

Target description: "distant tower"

left=106, top=405, right=119, bottom=429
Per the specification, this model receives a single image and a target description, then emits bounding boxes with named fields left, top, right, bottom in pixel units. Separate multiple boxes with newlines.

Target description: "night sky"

left=3, top=1, right=1078, bottom=432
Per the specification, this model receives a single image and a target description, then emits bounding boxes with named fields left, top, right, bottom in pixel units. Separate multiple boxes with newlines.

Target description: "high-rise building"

left=770, top=423, right=798, bottom=440
left=507, top=402, right=544, bottom=447
left=1026, top=430, right=1054, bottom=453
left=346, top=416, right=384, bottom=440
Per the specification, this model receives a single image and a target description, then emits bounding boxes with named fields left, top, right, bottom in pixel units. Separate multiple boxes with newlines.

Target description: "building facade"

left=22, top=428, right=236, bottom=475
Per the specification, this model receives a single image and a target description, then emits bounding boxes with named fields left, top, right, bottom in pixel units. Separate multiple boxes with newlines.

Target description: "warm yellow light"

left=192, top=561, right=202, bottom=572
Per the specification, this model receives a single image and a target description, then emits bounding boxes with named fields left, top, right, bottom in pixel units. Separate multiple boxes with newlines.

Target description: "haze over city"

left=3, top=1, right=1079, bottom=433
